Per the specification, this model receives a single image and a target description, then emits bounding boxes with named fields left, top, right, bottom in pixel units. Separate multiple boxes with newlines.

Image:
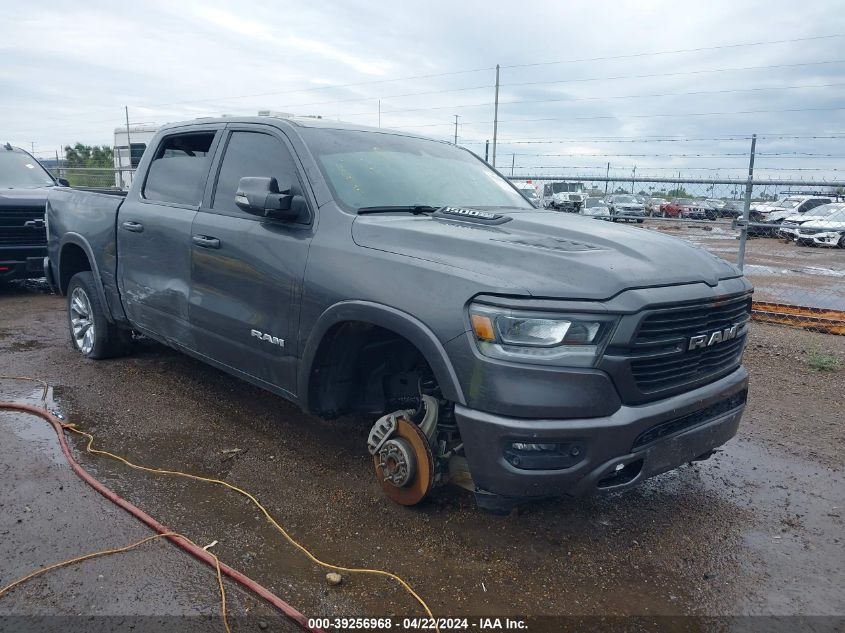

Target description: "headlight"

left=468, top=302, right=616, bottom=367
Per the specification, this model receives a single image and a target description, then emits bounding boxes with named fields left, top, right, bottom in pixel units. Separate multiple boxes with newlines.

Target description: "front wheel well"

left=58, top=243, right=92, bottom=295
left=307, top=321, right=435, bottom=419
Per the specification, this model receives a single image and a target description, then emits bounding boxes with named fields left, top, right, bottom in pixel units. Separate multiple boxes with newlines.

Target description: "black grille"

left=635, top=294, right=752, bottom=346
left=632, top=389, right=748, bottom=450
left=629, top=294, right=751, bottom=393
left=632, top=332, right=745, bottom=392
left=0, top=207, right=47, bottom=246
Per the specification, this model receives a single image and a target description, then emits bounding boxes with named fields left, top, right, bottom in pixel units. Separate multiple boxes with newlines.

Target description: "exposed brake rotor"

left=372, top=416, right=434, bottom=506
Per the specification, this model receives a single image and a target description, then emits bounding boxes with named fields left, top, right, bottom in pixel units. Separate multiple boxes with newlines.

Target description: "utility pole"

left=511, top=153, right=515, bottom=176
left=604, top=162, right=610, bottom=194
left=737, top=134, right=757, bottom=271
left=30, top=142, right=35, bottom=154
left=631, top=165, right=636, bottom=194
left=453, top=115, right=460, bottom=145
left=485, top=140, right=489, bottom=163
left=492, top=64, right=500, bottom=168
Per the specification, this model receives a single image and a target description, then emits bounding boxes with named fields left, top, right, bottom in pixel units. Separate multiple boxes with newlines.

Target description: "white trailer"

left=113, top=124, right=159, bottom=189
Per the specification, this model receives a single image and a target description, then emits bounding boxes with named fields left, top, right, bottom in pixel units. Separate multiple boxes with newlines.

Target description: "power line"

left=419, top=106, right=845, bottom=128
left=341, top=82, right=845, bottom=118
left=463, top=133, right=845, bottom=144
left=501, top=152, right=845, bottom=158
left=499, top=59, right=845, bottom=90
left=500, top=33, right=845, bottom=69
left=130, top=59, right=845, bottom=118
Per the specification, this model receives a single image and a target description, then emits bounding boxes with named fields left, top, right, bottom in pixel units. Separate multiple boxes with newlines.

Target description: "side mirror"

left=56, top=177, right=70, bottom=187
left=235, top=176, right=304, bottom=221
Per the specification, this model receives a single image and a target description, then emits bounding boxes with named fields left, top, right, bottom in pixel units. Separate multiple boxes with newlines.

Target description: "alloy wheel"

left=70, top=287, right=95, bottom=354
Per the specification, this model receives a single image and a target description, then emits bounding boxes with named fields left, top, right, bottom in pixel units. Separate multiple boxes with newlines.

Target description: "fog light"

left=504, top=441, right=586, bottom=471
left=511, top=442, right=557, bottom=452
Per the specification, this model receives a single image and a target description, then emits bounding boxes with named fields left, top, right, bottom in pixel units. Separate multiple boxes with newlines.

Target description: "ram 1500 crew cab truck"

left=1, top=144, right=68, bottom=281
left=46, top=116, right=752, bottom=512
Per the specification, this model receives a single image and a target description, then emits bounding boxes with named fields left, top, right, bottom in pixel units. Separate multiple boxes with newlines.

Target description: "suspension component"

left=368, top=396, right=439, bottom=506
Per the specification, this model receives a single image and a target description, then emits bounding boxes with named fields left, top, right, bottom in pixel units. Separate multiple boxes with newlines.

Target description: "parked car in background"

left=661, top=199, right=709, bottom=220
left=646, top=198, right=668, bottom=216
left=542, top=181, right=586, bottom=212
left=694, top=200, right=719, bottom=220
left=515, top=182, right=540, bottom=206
left=747, top=195, right=832, bottom=237
left=719, top=200, right=743, bottom=218
left=605, top=195, right=646, bottom=222
left=779, top=202, right=845, bottom=241
left=750, top=195, right=832, bottom=222
left=580, top=197, right=612, bottom=220
left=1, top=143, right=68, bottom=281
left=794, top=207, right=845, bottom=248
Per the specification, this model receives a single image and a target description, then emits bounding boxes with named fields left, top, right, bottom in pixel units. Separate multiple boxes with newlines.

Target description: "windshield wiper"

left=357, top=205, right=441, bottom=215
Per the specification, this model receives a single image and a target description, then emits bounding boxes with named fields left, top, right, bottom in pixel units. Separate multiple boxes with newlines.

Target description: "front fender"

left=298, top=300, right=466, bottom=410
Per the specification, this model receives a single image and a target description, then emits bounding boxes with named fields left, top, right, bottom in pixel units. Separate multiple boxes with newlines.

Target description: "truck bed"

left=46, top=187, right=126, bottom=316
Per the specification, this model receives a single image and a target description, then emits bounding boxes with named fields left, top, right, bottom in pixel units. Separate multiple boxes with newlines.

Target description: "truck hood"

left=352, top=209, right=742, bottom=300
left=0, top=186, right=53, bottom=208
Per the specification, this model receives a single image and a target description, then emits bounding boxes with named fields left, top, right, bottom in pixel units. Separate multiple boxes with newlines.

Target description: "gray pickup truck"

left=46, top=116, right=751, bottom=512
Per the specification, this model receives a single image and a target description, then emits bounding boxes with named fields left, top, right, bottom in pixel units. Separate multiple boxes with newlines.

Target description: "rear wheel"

left=839, top=234, right=845, bottom=249
left=67, top=271, right=131, bottom=359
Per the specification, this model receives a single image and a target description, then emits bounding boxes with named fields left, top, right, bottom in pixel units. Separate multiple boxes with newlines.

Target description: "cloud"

left=0, top=0, right=843, bottom=182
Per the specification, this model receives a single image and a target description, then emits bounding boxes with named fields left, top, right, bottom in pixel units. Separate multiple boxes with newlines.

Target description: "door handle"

left=192, top=235, right=221, bottom=249
left=121, top=221, right=144, bottom=233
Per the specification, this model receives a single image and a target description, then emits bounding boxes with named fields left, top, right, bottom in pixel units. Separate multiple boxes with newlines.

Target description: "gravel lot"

left=647, top=218, right=845, bottom=310
left=0, top=278, right=843, bottom=631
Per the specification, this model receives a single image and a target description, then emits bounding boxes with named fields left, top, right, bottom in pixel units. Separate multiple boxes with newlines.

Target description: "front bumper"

left=796, top=231, right=843, bottom=247
left=455, top=367, right=748, bottom=499
left=0, top=256, right=44, bottom=281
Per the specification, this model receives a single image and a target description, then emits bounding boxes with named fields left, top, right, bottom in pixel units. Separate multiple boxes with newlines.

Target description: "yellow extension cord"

left=0, top=533, right=232, bottom=633
left=0, top=375, right=437, bottom=630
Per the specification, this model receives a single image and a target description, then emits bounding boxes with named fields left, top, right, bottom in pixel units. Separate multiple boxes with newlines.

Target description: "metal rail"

left=752, top=301, right=845, bottom=336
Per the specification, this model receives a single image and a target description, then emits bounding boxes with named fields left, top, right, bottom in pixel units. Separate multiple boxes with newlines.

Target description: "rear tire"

left=839, top=235, right=845, bottom=249
left=67, top=271, right=131, bottom=359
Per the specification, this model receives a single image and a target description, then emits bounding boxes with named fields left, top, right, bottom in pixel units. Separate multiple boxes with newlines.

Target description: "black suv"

left=0, top=144, right=66, bottom=281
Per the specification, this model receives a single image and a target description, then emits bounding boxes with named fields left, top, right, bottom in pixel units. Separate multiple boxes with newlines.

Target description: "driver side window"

left=212, top=131, right=298, bottom=214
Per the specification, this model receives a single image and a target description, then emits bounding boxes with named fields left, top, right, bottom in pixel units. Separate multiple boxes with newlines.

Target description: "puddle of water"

left=0, top=380, right=65, bottom=466
left=699, top=439, right=844, bottom=615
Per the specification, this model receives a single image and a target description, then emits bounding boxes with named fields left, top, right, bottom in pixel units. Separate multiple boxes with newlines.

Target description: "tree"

left=667, top=187, right=690, bottom=198
left=64, top=143, right=113, bottom=168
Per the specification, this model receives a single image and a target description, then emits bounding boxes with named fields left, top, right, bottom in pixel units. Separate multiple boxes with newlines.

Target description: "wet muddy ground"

left=647, top=218, right=845, bottom=310
left=0, top=280, right=843, bottom=631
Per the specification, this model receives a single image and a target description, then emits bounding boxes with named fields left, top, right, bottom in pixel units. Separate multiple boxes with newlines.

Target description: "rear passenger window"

left=212, top=131, right=299, bottom=214
left=143, top=132, right=215, bottom=205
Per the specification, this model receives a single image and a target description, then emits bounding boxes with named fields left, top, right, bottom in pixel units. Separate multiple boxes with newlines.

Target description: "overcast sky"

left=2, top=0, right=844, bottom=183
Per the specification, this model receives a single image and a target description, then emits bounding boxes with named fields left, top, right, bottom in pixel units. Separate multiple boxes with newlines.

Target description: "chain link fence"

left=509, top=172, right=845, bottom=335
left=48, top=167, right=135, bottom=190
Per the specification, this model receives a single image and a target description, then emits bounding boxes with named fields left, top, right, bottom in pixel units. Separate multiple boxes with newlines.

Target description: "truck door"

left=189, top=127, right=313, bottom=397
left=116, top=129, right=219, bottom=346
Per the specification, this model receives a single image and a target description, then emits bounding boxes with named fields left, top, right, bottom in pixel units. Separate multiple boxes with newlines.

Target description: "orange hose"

left=0, top=399, right=321, bottom=633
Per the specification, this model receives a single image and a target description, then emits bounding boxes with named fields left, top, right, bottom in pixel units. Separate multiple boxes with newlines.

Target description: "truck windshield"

left=301, top=128, right=533, bottom=211
left=0, top=151, right=56, bottom=188
left=551, top=182, right=584, bottom=193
